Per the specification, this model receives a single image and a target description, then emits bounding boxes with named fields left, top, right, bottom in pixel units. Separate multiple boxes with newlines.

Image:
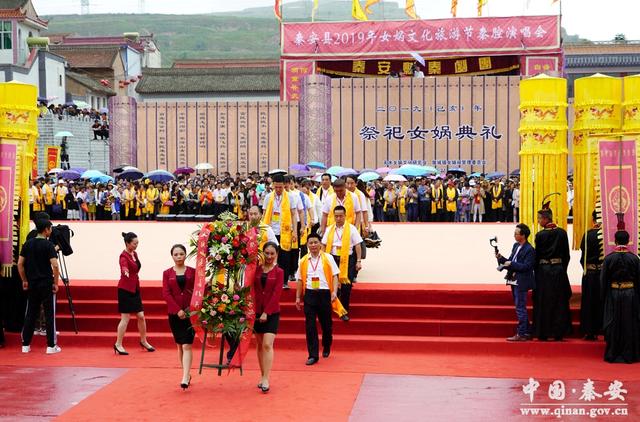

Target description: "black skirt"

left=168, top=314, right=195, bottom=345
left=117, top=288, right=143, bottom=314
left=254, top=312, right=280, bottom=334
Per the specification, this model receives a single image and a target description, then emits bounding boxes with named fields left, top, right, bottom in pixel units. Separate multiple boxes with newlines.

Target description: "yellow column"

left=518, top=74, right=568, bottom=241
left=572, top=74, right=622, bottom=249
left=0, top=81, right=39, bottom=271
left=623, top=74, right=640, bottom=131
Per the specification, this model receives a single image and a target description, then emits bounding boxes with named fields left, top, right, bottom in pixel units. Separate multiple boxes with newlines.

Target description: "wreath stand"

left=198, top=328, right=243, bottom=376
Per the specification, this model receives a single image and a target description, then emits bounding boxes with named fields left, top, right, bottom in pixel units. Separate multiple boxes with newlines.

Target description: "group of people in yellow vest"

left=260, top=173, right=370, bottom=365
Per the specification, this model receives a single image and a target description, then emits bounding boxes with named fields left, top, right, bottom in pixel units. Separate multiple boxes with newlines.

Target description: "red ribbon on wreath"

left=190, top=223, right=212, bottom=342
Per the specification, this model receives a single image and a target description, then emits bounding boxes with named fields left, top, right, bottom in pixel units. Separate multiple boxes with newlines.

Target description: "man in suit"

left=497, top=223, right=536, bottom=342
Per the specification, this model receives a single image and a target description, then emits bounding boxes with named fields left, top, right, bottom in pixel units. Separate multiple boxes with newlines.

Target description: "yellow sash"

left=446, top=187, right=457, bottom=212
left=257, top=223, right=270, bottom=250
left=492, top=185, right=503, bottom=209
left=434, top=186, right=444, bottom=210
left=326, top=193, right=355, bottom=227
left=233, top=193, right=243, bottom=219
left=316, top=186, right=334, bottom=201
left=44, top=185, right=53, bottom=205
left=398, top=186, right=407, bottom=213
left=324, top=224, right=351, bottom=284
left=262, top=192, right=292, bottom=251
left=300, top=193, right=314, bottom=246
left=55, top=189, right=66, bottom=209
left=299, top=253, right=347, bottom=317
left=32, top=187, right=43, bottom=211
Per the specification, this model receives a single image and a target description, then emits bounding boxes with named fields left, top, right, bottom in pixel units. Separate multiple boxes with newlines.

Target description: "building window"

left=59, top=74, right=62, bottom=86
left=1, top=21, right=12, bottom=50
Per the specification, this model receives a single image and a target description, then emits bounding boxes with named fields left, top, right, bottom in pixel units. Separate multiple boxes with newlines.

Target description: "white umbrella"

left=383, top=174, right=407, bottom=182
left=195, top=162, right=213, bottom=171
left=269, top=168, right=287, bottom=175
left=313, top=173, right=337, bottom=183
left=48, top=168, right=63, bottom=174
left=54, top=131, right=74, bottom=138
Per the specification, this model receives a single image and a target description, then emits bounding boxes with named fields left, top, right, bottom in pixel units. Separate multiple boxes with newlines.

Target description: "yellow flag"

left=364, top=0, right=381, bottom=14
left=312, top=0, right=319, bottom=21
left=352, top=0, right=368, bottom=21
left=477, top=0, right=488, bottom=16
left=405, top=0, right=419, bottom=19
left=451, top=0, right=458, bottom=17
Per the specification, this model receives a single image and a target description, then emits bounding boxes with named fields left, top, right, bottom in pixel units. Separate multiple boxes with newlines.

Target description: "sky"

left=31, top=0, right=639, bottom=41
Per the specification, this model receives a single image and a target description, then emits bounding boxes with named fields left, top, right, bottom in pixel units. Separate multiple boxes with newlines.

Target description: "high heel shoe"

left=113, top=344, right=129, bottom=355
left=260, top=384, right=270, bottom=394
left=139, top=341, right=155, bottom=352
left=180, top=375, right=191, bottom=390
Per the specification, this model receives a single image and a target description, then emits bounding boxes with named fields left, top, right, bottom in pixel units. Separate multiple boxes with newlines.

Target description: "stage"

left=2, top=222, right=638, bottom=421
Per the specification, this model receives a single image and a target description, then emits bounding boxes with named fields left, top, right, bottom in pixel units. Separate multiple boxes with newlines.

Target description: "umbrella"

left=307, top=161, right=327, bottom=170
left=313, top=173, right=337, bottom=183
left=290, top=164, right=309, bottom=172
left=326, top=166, right=344, bottom=176
left=486, top=171, right=506, bottom=180
left=359, top=168, right=376, bottom=174
left=95, top=174, right=114, bottom=184
left=391, top=166, right=429, bottom=177
left=146, top=169, right=176, bottom=183
left=99, top=107, right=109, bottom=114
left=74, top=100, right=90, bottom=109
left=69, top=167, right=87, bottom=174
left=116, top=168, right=144, bottom=181
left=293, top=170, right=315, bottom=177
left=54, top=131, right=74, bottom=138
left=48, top=168, right=63, bottom=174
left=376, top=167, right=392, bottom=174
left=383, top=174, right=407, bottom=182
left=337, top=168, right=357, bottom=177
left=358, top=172, right=381, bottom=182
left=469, top=172, right=483, bottom=178
left=195, top=162, right=213, bottom=171
left=447, top=168, right=467, bottom=175
left=269, top=168, right=287, bottom=175
left=175, top=166, right=195, bottom=175
left=510, top=169, right=520, bottom=176
left=81, top=170, right=113, bottom=183
left=59, top=170, right=81, bottom=180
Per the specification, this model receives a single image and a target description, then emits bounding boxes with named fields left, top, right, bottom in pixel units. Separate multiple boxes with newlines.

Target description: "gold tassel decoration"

left=518, top=74, right=568, bottom=242
left=571, top=74, right=622, bottom=249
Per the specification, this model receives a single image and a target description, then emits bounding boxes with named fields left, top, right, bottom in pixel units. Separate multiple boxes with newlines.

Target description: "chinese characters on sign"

left=374, top=104, right=483, bottom=113
left=359, top=124, right=502, bottom=142
left=238, top=107, right=248, bottom=174
left=258, top=107, right=269, bottom=173
left=197, top=106, right=207, bottom=155
left=522, top=378, right=628, bottom=403
left=157, top=107, right=167, bottom=167
left=284, top=61, right=313, bottom=101
left=217, top=108, right=227, bottom=172
left=177, top=108, right=187, bottom=167
left=383, top=159, right=488, bottom=166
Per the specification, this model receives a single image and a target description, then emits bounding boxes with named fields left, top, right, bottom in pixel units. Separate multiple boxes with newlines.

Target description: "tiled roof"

left=49, top=46, right=119, bottom=69
left=66, top=71, right=115, bottom=96
left=135, top=67, right=281, bottom=94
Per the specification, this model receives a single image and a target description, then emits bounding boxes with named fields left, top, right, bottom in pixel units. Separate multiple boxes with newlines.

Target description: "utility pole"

left=80, top=0, right=90, bottom=15
left=138, top=0, right=146, bottom=13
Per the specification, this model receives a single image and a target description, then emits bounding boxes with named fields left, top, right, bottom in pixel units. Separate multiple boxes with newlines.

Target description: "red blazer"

left=162, top=266, right=196, bottom=315
left=118, top=250, right=140, bottom=293
left=253, top=266, right=284, bottom=315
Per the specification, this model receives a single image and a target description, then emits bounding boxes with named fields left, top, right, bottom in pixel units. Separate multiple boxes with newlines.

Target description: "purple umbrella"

left=376, top=167, right=392, bottom=174
left=337, top=168, right=357, bottom=177
left=59, top=170, right=81, bottom=180
left=175, top=166, right=194, bottom=175
left=290, top=164, right=309, bottom=172
left=69, top=167, right=87, bottom=174
left=360, top=168, right=376, bottom=174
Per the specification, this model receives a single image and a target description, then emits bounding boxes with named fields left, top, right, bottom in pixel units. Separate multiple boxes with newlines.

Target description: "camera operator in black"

left=18, top=219, right=61, bottom=354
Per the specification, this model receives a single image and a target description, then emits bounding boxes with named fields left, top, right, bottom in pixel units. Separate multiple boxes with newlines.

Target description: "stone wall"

left=37, top=114, right=110, bottom=175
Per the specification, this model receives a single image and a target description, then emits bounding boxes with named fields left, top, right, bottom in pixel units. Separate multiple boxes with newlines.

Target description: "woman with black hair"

left=114, top=232, right=155, bottom=355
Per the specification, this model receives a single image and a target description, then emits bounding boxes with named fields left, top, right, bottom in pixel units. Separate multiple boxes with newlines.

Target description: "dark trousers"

left=22, top=283, right=56, bottom=348
left=407, top=203, right=419, bottom=222
left=275, top=235, right=291, bottom=285
left=512, top=286, right=529, bottom=337
left=418, top=201, right=429, bottom=222
left=332, top=253, right=357, bottom=311
left=304, top=290, right=332, bottom=359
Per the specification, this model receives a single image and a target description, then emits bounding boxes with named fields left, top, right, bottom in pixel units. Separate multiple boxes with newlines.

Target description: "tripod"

left=57, top=250, right=78, bottom=333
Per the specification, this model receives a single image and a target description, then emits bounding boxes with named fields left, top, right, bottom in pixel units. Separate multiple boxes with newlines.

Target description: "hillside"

left=43, top=1, right=588, bottom=66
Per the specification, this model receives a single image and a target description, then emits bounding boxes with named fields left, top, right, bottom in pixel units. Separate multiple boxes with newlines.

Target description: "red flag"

left=274, top=0, right=282, bottom=21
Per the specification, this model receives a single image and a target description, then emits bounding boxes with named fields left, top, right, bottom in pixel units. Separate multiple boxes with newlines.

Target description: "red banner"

left=283, top=60, right=314, bottom=101
left=0, top=143, right=17, bottom=272
left=282, top=15, right=560, bottom=59
left=45, top=145, right=60, bottom=172
left=598, top=138, right=639, bottom=255
left=190, top=224, right=212, bottom=342
left=32, top=145, right=38, bottom=179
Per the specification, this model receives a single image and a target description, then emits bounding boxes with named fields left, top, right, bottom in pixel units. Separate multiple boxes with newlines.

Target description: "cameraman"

left=18, top=219, right=62, bottom=354
left=496, top=223, right=536, bottom=342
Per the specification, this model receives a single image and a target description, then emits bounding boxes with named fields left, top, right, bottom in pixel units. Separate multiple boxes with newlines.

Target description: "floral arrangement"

left=190, top=211, right=260, bottom=337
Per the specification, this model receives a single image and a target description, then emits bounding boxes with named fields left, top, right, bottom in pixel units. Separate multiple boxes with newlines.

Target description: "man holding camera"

left=496, top=224, right=536, bottom=341
left=17, top=219, right=61, bottom=354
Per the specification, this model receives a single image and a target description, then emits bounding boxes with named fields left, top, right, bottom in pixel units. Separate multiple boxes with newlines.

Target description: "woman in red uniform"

left=114, top=232, right=155, bottom=355
left=162, top=244, right=196, bottom=390
left=253, top=242, right=284, bottom=393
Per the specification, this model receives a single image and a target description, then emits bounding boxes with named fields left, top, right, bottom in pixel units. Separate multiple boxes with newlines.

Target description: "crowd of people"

left=29, top=170, right=530, bottom=224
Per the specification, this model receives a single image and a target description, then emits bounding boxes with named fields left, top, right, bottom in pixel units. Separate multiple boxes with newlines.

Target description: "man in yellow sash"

left=248, top=205, right=278, bottom=250
left=300, top=179, right=319, bottom=256
left=491, top=181, right=504, bottom=222
left=54, top=180, right=68, bottom=220
left=262, top=174, right=298, bottom=288
left=432, top=179, right=445, bottom=222
left=286, top=175, right=306, bottom=284
left=31, top=180, right=44, bottom=216
left=398, top=182, right=408, bottom=222
left=445, top=180, right=458, bottom=222
left=319, top=178, right=361, bottom=236
left=42, top=178, right=54, bottom=217
left=295, top=232, right=340, bottom=365
left=122, top=182, right=136, bottom=220
left=316, top=173, right=334, bottom=203
left=322, top=206, right=362, bottom=322
left=145, top=181, right=159, bottom=220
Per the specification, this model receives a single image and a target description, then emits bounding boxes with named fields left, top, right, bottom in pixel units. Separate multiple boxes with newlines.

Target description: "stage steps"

left=48, top=282, right=600, bottom=355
